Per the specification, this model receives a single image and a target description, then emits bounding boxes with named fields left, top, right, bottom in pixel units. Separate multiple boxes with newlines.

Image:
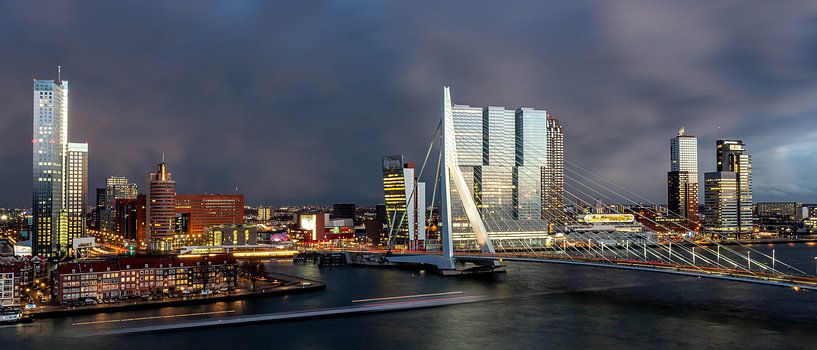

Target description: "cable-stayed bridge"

left=380, top=86, right=817, bottom=292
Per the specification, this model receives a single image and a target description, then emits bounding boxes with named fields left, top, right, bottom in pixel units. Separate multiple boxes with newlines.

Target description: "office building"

left=93, top=188, right=105, bottom=229
left=667, top=127, right=699, bottom=224
left=704, top=139, right=753, bottom=237
left=446, top=91, right=563, bottom=247
left=102, top=177, right=138, bottom=233
left=206, top=224, right=258, bottom=246
left=257, top=206, right=272, bottom=221
left=114, top=198, right=139, bottom=240
left=704, top=172, right=738, bottom=235
left=382, top=156, right=426, bottom=249
left=754, top=202, right=803, bottom=221
left=146, top=162, right=176, bottom=251
left=174, top=194, right=244, bottom=246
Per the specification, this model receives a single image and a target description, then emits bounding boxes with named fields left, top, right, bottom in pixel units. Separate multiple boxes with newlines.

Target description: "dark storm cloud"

left=1, top=1, right=816, bottom=207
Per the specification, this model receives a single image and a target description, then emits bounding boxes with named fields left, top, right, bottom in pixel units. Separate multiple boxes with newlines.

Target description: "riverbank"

left=27, top=273, right=325, bottom=319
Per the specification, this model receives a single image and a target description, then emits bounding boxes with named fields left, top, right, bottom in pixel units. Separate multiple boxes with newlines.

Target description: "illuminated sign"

left=300, top=214, right=317, bottom=240
left=582, top=214, right=635, bottom=223
left=382, top=155, right=404, bottom=172
left=14, top=245, right=32, bottom=257
left=72, top=237, right=97, bottom=249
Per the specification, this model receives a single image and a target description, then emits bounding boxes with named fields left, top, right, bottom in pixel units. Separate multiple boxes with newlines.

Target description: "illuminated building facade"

left=704, top=139, right=753, bottom=237
left=292, top=212, right=327, bottom=242
left=147, top=162, right=176, bottom=251
left=667, top=127, right=699, bottom=224
left=704, top=172, right=739, bottom=236
left=32, top=75, right=89, bottom=258
left=65, top=143, right=88, bottom=251
left=544, top=115, right=565, bottom=224
left=53, top=255, right=238, bottom=303
left=103, top=176, right=138, bottom=233
left=206, top=224, right=258, bottom=246
left=174, top=194, right=244, bottom=246
left=257, top=206, right=272, bottom=221
left=381, top=156, right=426, bottom=249
left=32, top=78, right=69, bottom=258
left=447, top=91, right=562, bottom=248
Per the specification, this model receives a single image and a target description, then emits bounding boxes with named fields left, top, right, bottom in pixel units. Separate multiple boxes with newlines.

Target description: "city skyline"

left=2, top=2, right=817, bottom=207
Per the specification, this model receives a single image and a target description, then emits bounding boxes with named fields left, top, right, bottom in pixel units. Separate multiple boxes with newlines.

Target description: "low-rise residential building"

left=0, top=256, right=47, bottom=306
left=0, top=266, right=20, bottom=306
left=53, top=255, right=238, bottom=304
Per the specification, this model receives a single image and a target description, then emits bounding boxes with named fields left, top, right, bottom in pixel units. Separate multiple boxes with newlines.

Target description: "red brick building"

left=53, top=254, right=237, bottom=304
left=174, top=195, right=244, bottom=246
left=116, top=194, right=243, bottom=249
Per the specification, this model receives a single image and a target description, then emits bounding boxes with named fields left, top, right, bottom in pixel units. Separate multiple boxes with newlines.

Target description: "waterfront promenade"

left=26, top=273, right=325, bottom=319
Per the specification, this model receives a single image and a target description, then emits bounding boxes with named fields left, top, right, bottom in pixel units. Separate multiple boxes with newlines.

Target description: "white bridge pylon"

left=439, top=86, right=496, bottom=258
left=386, top=87, right=496, bottom=271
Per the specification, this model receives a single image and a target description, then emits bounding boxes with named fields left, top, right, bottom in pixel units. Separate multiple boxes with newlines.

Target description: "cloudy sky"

left=1, top=1, right=816, bottom=207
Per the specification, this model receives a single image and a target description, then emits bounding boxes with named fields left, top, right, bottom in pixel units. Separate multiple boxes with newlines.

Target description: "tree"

left=240, top=261, right=267, bottom=292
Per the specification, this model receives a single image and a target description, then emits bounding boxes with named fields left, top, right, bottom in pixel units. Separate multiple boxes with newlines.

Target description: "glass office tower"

left=668, top=127, right=699, bottom=223
left=447, top=90, right=564, bottom=248
left=704, top=139, right=753, bottom=237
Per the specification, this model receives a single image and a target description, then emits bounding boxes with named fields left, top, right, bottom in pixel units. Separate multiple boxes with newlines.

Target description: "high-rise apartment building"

left=32, top=74, right=88, bottom=258
left=446, top=91, right=563, bottom=247
left=704, top=139, right=753, bottom=237
left=64, top=143, right=88, bottom=250
left=32, top=78, right=68, bottom=258
left=543, top=115, right=565, bottom=225
left=667, top=127, right=699, bottom=225
left=382, top=155, right=426, bottom=249
left=146, top=162, right=176, bottom=251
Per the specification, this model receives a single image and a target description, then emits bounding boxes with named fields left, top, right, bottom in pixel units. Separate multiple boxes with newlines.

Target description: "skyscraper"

left=102, top=177, right=138, bottom=233
left=667, top=127, right=699, bottom=224
left=704, top=139, right=753, bottom=237
left=146, top=161, right=176, bottom=251
left=544, top=115, right=565, bottom=224
left=93, top=188, right=106, bottom=229
left=32, top=75, right=74, bottom=258
left=64, top=142, right=88, bottom=250
left=382, top=155, right=426, bottom=249
left=446, top=92, right=562, bottom=248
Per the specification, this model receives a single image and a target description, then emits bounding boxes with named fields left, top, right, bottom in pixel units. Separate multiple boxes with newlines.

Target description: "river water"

left=3, top=243, right=817, bottom=349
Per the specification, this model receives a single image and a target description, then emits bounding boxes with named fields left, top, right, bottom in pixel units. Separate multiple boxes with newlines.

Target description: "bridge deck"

left=454, top=254, right=817, bottom=291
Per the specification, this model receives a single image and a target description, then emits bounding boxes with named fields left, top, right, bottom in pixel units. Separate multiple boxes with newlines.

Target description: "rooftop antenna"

left=162, top=153, right=165, bottom=163
left=57, top=65, right=61, bottom=82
